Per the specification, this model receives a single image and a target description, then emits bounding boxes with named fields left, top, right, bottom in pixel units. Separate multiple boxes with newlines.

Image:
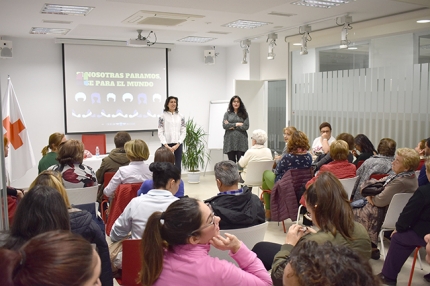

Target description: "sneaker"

left=371, top=249, right=380, bottom=260
left=377, top=273, right=397, bottom=285
left=424, top=273, right=430, bottom=282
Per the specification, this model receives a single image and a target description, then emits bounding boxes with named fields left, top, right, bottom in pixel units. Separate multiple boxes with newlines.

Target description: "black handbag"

left=360, top=179, right=385, bottom=197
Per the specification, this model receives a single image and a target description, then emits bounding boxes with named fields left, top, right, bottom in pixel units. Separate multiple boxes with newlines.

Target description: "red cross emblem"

left=3, top=116, right=25, bottom=149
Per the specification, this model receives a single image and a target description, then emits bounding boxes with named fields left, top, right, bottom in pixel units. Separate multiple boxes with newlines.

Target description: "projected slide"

left=63, top=44, right=167, bottom=133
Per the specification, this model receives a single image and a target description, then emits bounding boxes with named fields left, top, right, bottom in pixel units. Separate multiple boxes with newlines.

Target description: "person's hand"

left=366, top=196, right=374, bottom=206
left=210, top=233, right=241, bottom=254
left=224, top=120, right=229, bottom=124
left=274, top=155, right=281, bottom=161
left=164, top=144, right=174, bottom=153
left=321, top=132, right=330, bottom=141
left=352, top=149, right=358, bottom=158
left=390, top=229, right=397, bottom=238
left=285, top=224, right=309, bottom=246
left=235, top=122, right=243, bottom=127
left=172, top=144, right=179, bottom=151
left=16, top=189, right=24, bottom=199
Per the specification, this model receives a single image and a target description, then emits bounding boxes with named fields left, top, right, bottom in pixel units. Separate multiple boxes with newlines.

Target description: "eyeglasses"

left=189, top=203, right=216, bottom=235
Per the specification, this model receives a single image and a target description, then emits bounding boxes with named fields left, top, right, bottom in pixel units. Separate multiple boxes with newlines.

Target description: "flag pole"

left=0, top=75, right=10, bottom=231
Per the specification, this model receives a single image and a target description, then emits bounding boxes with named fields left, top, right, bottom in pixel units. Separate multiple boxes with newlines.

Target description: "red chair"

left=105, top=183, right=142, bottom=236
left=417, top=159, right=425, bottom=171
left=100, top=172, right=116, bottom=223
left=370, top=173, right=389, bottom=180
left=82, top=134, right=106, bottom=155
left=115, top=239, right=142, bottom=286
left=355, top=160, right=364, bottom=169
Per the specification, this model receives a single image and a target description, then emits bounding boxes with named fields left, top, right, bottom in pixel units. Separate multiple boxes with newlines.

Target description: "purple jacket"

left=153, top=242, right=271, bottom=286
left=271, top=168, right=313, bottom=222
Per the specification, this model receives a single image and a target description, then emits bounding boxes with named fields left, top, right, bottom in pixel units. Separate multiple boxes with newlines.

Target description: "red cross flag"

left=2, top=77, right=35, bottom=183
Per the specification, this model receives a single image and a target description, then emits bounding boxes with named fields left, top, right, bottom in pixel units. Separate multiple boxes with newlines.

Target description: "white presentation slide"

left=63, top=44, right=167, bottom=133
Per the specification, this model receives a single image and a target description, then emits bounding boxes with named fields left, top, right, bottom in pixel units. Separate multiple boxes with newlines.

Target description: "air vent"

left=268, top=12, right=297, bottom=17
left=42, top=20, right=72, bottom=24
left=123, top=10, right=204, bottom=26
left=207, top=31, right=230, bottom=35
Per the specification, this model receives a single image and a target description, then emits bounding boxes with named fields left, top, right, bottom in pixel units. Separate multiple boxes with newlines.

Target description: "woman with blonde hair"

left=103, top=139, right=152, bottom=198
left=38, top=132, right=66, bottom=173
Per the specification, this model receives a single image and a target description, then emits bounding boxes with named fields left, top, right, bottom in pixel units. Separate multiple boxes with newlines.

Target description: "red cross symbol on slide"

left=3, top=116, right=25, bottom=149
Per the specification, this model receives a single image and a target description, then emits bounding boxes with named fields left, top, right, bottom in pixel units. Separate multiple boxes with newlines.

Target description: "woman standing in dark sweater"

left=378, top=158, right=430, bottom=285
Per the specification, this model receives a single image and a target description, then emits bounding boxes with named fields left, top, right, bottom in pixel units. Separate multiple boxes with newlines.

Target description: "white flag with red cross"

left=2, top=77, right=35, bottom=183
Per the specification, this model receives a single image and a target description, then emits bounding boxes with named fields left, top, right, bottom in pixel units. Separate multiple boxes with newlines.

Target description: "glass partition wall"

left=291, top=33, right=430, bottom=149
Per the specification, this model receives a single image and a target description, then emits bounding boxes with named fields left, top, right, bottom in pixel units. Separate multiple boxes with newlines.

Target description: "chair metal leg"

left=296, top=205, right=302, bottom=225
left=418, top=248, right=423, bottom=270
left=282, top=220, right=286, bottom=233
left=408, top=247, right=421, bottom=286
left=379, top=230, right=386, bottom=259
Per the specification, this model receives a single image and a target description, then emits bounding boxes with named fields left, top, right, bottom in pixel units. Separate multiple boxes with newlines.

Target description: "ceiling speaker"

left=204, top=50, right=215, bottom=65
left=0, top=41, right=13, bottom=58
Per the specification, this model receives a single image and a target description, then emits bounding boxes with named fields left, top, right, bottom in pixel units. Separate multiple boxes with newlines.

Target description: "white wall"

left=0, top=39, right=230, bottom=187
left=259, top=41, right=288, bottom=81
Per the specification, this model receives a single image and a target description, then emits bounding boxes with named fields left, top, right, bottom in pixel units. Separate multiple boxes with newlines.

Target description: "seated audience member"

left=238, top=129, right=272, bottom=182
left=313, top=132, right=355, bottom=171
left=311, top=122, right=335, bottom=156
left=283, top=241, right=379, bottom=286
left=378, top=158, right=430, bottom=285
left=0, top=185, right=70, bottom=250
left=418, top=137, right=430, bottom=187
left=104, top=139, right=152, bottom=198
left=274, top=131, right=313, bottom=183
left=48, top=139, right=97, bottom=188
left=28, top=172, right=112, bottom=286
left=353, top=148, right=419, bottom=260
left=139, top=197, right=272, bottom=286
left=352, top=134, right=377, bottom=166
left=0, top=231, right=101, bottom=286
left=351, top=138, right=397, bottom=201
left=426, top=234, right=430, bottom=264
left=96, top=131, right=131, bottom=202
left=38, top=132, right=66, bottom=173
left=305, top=140, right=356, bottom=189
left=252, top=172, right=371, bottom=280
left=273, top=126, right=297, bottom=168
left=110, top=162, right=180, bottom=269
left=415, top=138, right=427, bottom=159
left=137, top=146, right=185, bottom=198
left=204, top=161, right=265, bottom=230
left=3, top=136, right=24, bottom=200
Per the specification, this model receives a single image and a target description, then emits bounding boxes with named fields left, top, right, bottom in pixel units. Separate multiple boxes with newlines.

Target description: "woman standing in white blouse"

left=158, top=96, right=186, bottom=171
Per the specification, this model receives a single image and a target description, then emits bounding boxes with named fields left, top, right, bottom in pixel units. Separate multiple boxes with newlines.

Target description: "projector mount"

left=135, top=30, right=157, bottom=46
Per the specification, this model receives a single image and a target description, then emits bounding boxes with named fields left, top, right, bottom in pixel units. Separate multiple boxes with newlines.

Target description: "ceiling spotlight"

left=240, top=39, right=251, bottom=64
left=299, top=25, right=311, bottom=56
left=337, top=16, right=352, bottom=49
left=267, top=33, right=277, bottom=60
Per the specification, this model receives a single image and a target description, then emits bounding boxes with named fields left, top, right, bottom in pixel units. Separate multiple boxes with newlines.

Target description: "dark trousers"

left=381, top=229, right=426, bottom=280
left=227, top=151, right=245, bottom=163
left=166, top=143, right=183, bottom=171
left=251, top=241, right=282, bottom=271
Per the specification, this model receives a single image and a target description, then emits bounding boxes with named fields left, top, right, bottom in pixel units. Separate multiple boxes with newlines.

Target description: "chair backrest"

left=339, top=176, right=358, bottom=200
left=417, top=159, right=425, bottom=171
left=381, top=193, right=413, bottom=230
left=415, top=170, right=420, bottom=178
left=370, top=173, right=388, bottom=180
left=66, top=185, right=98, bottom=205
left=209, top=222, right=268, bottom=265
left=106, top=183, right=142, bottom=235
left=121, top=239, right=142, bottom=286
left=356, top=160, right=364, bottom=169
left=243, top=160, right=275, bottom=187
left=82, top=134, right=106, bottom=155
left=103, top=171, right=116, bottom=188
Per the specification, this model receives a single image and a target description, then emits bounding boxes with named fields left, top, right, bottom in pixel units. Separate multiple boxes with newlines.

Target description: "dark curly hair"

left=227, top=95, right=248, bottom=120
left=287, top=131, right=310, bottom=154
left=287, top=241, right=380, bottom=286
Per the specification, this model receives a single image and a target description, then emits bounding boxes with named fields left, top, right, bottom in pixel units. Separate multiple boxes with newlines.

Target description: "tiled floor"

left=113, top=173, right=430, bottom=285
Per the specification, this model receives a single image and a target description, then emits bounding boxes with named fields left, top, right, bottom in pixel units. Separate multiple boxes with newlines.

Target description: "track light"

left=267, top=33, right=277, bottom=60
left=299, top=25, right=311, bottom=56
left=240, top=39, right=251, bottom=64
left=337, top=16, right=352, bottom=49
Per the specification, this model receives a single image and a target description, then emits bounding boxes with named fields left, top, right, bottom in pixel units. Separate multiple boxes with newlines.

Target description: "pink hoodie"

left=153, top=242, right=271, bottom=286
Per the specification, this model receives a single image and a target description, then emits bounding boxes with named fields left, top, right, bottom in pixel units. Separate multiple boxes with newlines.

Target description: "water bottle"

left=274, top=151, right=278, bottom=159
left=95, top=146, right=100, bottom=157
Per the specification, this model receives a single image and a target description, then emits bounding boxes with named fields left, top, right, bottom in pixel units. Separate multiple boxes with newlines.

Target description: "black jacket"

left=396, top=183, right=430, bottom=238
left=204, top=187, right=265, bottom=230
left=69, top=209, right=113, bottom=286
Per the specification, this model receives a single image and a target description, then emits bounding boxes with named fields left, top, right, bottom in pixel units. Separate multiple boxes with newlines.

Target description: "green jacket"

left=271, top=221, right=371, bottom=286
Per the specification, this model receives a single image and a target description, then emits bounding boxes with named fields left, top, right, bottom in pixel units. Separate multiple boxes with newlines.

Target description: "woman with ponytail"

left=0, top=230, right=101, bottom=286
left=139, top=197, right=271, bottom=286
left=38, top=132, right=66, bottom=173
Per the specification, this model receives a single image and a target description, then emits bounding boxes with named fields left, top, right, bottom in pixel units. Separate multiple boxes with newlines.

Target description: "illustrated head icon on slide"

left=122, top=93, right=133, bottom=102
left=75, top=92, right=86, bottom=102
left=107, top=93, right=116, bottom=102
